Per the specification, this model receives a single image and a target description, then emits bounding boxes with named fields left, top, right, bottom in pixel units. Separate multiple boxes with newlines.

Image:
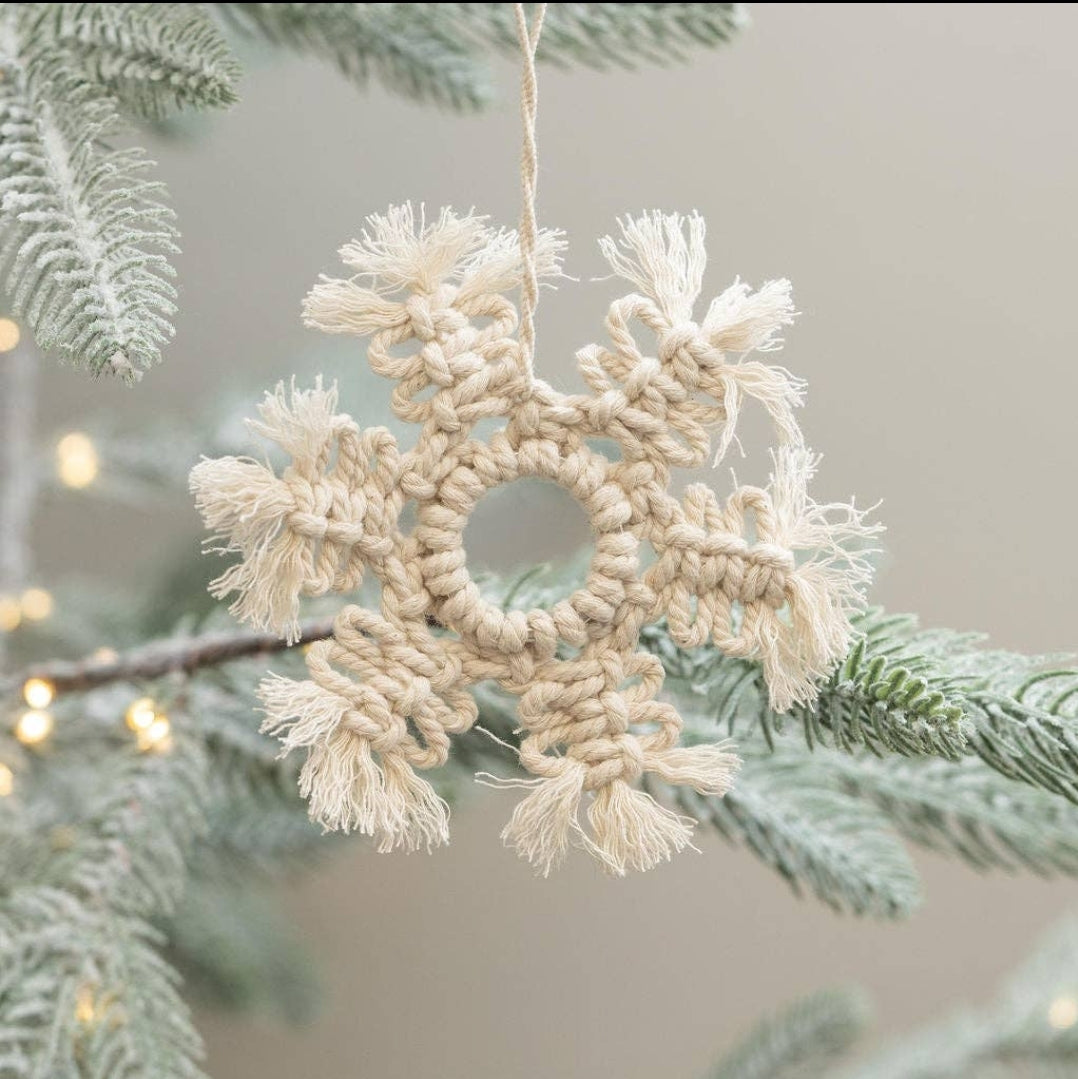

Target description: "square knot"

left=283, top=471, right=335, bottom=539
left=284, top=475, right=395, bottom=563
left=572, top=732, right=646, bottom=789
left=404, top=289, right=467, bottom=342
left=658, top=322, right=720, bottom=387
left=739, top=543, right=796, bottom=607
left=334, top=612, right=478, bottom=744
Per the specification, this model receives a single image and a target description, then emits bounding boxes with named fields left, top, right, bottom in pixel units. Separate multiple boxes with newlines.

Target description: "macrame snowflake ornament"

left=191, top=205, right=878, bottom=875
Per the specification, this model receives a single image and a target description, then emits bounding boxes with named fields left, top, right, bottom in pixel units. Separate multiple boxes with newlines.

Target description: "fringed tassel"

left=645, top=742, right=741, bottom=797
left=303, top=278, right=407, bottom=337
left=755, top=446, right=883, bottom=712
left=704, top=278, right=803, bottom=462
left=458, top=226, right=567, bottom=301
left=599, top=211, right=707, bottom=324
left=248, top=377, right=342, bottom=462
left=189, top=379, right=344, bottom=642
left=587, top=781, right=697, bottom=876
left=337, top=204, right=492, bottom=293
left=497, top=762, right=588, bottom=878
left=259, top=673, right=349, bottom=748
left=380, top=754, right=450, bottom=853
left=258, top=674, right=449, bottom=851
left=704, top=278, right=797, bottom=354
left=299, top=730, right=387, bottom=835
left=304, top=204, right=567, bottom=333
left=496, top=745, right=739, bottom=876
left=205, top=525, right=314, bottom=644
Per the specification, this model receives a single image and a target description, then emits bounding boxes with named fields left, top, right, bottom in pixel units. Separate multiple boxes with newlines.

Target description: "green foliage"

left=830, top=754, right=1078, bottom=877
left=0, top=727, right=209, bottom=1078
left=710, top=988, right=869, bottom=1079
left=221, top=4, right=747, bottom=109
left=646, top=610, right=971, bottom=760
left=219, top=3, right=494, bottom=109
left=0, top=895, right=205, bottom=1079
left=0, top=7, right=179, bottom=380
left=473, top=3, right=747, bottom=70
left=650, top=604, right=1078, bottom=807
left=672, top=755, right=921, bottom=917
left=44, top=4, right=242, bottom=120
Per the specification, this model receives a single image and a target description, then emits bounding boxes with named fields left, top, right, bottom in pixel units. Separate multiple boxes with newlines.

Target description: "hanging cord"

left=514, top=2, right=547, bottom=379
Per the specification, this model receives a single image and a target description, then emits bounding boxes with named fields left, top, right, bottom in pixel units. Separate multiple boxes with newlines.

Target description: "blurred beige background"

left=29, top=3, right=1078, bottom=1077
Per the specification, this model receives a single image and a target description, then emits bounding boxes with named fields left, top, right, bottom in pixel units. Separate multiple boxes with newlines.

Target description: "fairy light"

left=75, top=984, right=97, bottom=1026
left=15, top=709, right=53, bottom=746
left=0, top=763, right=13, bottom=798
left=0, top=596, right=20, bottom=633
left=137, top=715, right=171, bottom=754
left=125, top=697, right=157, bottom=732
left=0, top=318, right=20, bottom=353
left=56, top=432, right=99, bottom=489
left=91, top=647, right=119, bottom=664
left=20, top=587, right=53, bottom=622
left=22, top=677, right=55, bottom=709
left=1048, top=995, right=1078, bottom=1030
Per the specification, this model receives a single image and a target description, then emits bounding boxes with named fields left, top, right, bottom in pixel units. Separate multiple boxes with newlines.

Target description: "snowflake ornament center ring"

left=191, top=206, right=879, bottom=875
left=418, top=427, right=642, bottom=661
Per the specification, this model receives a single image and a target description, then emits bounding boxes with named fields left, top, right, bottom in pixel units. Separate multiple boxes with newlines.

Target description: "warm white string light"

left=56, top=432, right=99, bottom=489
left=20, top=587, right=53, bottom=621
left=125, top=697, right=157, bottom=732
left=137, top=714, right=172, bottom=753
left=15, top=709, right=53, bottom=746
left=22, top=677, right=54, bottom=709
left=0, top=596, right=20, bottom=633
left=0, top=318, right=20, bottom=353
left=1048, top=994, right=1078, bottom=1030
left=125, top=696, right=171, bottom=752
left=74, top=984, right=98, bottom=1026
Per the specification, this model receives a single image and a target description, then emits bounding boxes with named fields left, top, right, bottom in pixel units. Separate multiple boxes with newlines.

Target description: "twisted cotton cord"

left=515, top=2, right=547, bottom=379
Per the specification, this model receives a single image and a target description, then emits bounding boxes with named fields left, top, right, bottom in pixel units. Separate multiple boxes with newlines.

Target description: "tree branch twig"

left=3, top=617, right=336, bottom=698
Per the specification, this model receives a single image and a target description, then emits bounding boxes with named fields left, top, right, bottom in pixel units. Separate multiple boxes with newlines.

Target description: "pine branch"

left=469, top=2, right=748, bottom=69
left=830, top=754, right=1078, bottom=877
left=669, top=755, right=921, bottom=917
left=217, top=3, right=492, bottom=109
left=217, top=3, right=746, bottom=110
left=645, top=610, right=971, bottom=760
left=0, top=7, right=178, bottom=379
left=0, top=732, right=210, bottom=1078
left=0, top=733, right=208, bottom=919
left=648, top=605, right=1078, bottom=810
left=38, top=3, right=242, bottom=120
left=2, top=616, right=335, bottom=698
left=0, top=891, right=204, bottom=1079
left=711, top=988, right=869, bottom=1079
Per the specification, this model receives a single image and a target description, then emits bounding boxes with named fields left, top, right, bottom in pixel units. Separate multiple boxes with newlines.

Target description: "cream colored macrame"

left=190, top=204, right=879, bottom=874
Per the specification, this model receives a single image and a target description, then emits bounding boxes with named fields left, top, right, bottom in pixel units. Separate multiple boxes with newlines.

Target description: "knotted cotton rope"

left=190, top=6, right=880, bottom=875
